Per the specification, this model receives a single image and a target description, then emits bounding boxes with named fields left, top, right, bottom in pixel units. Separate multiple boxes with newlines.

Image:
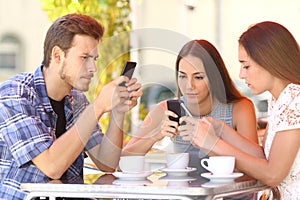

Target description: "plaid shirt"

left=0, top=66, right=103, bottom=200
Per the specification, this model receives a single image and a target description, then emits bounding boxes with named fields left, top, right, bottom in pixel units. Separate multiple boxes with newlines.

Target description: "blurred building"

left=0, top=0, right=50, bottom=81
left=130, top=0, right=300, bottom=85
left=0, top=0, right=299, bottom=85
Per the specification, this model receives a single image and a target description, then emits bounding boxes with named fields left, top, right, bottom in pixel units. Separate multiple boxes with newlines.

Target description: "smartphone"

left=167, top=99, right=184, bottom=123
left=119, top=61, right=137, bottom=86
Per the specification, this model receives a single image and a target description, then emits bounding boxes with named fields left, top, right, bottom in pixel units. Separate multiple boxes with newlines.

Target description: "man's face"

left=60, top=34, right=99, bottom=92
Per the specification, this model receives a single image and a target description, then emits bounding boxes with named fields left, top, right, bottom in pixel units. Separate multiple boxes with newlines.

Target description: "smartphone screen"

left=167, top=99, right=184, bottom=123
left=119, top=61, right=137, bottom=86
left=121, top=61, right=136, bottom=78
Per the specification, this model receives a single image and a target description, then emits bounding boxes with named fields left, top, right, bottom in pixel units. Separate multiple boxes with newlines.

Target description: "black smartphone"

left=167, top=99, right=184, bottom=123
left=119, top=61, right=137, bottom=86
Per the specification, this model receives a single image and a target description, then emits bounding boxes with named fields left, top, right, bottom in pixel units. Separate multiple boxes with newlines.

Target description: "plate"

left=159, top=175, right=196, bottom=182
left=112, top=171, right=152, bottom=181
left=112, top=179, right=152, bottom=186
left=160, top=167, right=197, bottom=176
left=201, top=172, right=243, bottom=183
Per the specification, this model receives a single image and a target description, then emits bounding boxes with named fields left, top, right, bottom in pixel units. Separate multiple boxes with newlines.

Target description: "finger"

left=127, top=82, right=142, bottom=92
left=129, top=90, right=143, bottom=98
left=161, top=120, right=178, bottom=132
left=165, top=110, right=178, bottom=119
left=178, top=120, right=195, bottom=129
left=115, top=76, right=129, bottom=86
left=180, top=116, right=194, bottom=124
left=162, top=119, right=179, bottom=130
left=161, top=129, right=176, bottom=138
left=118, top=87, right=130, bottom=98
left=178, top=124, right=195, bottom=134
left=128, top=97, right=138, bottom=107
left=126, top=77, right=138, bottom=86
left=164, top=125, right=177, bottom=134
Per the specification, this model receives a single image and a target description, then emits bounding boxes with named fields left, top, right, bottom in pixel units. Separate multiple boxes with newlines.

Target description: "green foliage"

left=39, top=0, right=133, bottom=133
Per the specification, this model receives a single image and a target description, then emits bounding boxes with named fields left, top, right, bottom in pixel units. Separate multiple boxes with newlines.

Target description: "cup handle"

left=200, top=158, right=210, bottom=171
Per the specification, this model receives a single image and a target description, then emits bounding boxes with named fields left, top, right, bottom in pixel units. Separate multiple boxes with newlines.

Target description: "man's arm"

left=88, top=78, right=143, bottom=172
left=32, top=77, right=129, bottom=179
left=87, top=111, right=125, bottom=172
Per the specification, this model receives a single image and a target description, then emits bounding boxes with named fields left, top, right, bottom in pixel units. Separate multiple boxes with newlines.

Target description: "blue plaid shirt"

left=0, top=66, right=103, bottom=200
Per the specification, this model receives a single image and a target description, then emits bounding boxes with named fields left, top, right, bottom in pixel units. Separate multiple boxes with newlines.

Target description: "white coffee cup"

left=166, top=153, right=189, bottom=169
left=119, top=156, right=145, bottom=173
left=200, top=156, right=235, bottom=175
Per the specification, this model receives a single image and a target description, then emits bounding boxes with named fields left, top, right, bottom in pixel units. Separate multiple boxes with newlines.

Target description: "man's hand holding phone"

left=119, top=61, right=137, bottom=86
left=114, top=61, right=142, bottom=112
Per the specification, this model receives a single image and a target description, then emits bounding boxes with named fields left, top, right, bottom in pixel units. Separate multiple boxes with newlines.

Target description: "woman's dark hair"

left=42, top=13, right=104, bottom=67
left=239, top=21, right=300, bottom=84
left=175, top=39, right=246, bottom=103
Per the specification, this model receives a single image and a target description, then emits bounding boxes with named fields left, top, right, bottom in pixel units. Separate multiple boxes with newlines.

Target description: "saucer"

left=112, top=179, right=152, bottom=186
left=113, top=171, right=152, bottom=181
left=159, top=175, right=196, bottom=182
left=201, top=172, right=243, bottom=183
left=160, top=167, right=197, bottom=176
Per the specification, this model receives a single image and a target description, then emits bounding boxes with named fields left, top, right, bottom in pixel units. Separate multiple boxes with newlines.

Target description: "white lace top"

left=265, top=83, right=300, bottom=199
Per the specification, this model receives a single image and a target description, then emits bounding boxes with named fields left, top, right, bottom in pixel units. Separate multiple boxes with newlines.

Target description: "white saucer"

left=160, top=167, right=197, bottom=176
left=201, top=172, right=243, bottom=183
left=113, top=171, right=152, bottom=181
left=159, top=175, right=196, bottom=182
left=112, top=179, right=152, bottom=186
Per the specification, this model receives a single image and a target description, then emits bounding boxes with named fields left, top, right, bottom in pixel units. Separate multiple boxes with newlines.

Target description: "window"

left=0, top=34, right=21, bottom=70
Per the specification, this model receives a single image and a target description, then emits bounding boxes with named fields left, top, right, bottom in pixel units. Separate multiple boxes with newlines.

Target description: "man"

left=0, top=13, right=142, bottom=200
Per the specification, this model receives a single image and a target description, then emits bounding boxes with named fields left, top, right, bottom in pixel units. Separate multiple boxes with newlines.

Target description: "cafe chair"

left=259, top=186, right=281, bottom=200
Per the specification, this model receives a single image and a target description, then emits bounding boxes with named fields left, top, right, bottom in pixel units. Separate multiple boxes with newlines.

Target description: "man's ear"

left=51, top=46, right=65, bottom=64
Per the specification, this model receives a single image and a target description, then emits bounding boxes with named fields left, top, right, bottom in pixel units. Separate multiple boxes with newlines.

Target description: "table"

left=21, top=172, right=270, bottom=200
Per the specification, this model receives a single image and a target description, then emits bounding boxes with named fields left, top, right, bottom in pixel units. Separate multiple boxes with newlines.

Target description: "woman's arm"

left=179, top=117, right=300, bottom=187
left=213, top=129, right=300, bottom=186
left=122, top=101, right=178, bottom=156
left=179, top=116, right=265, bottom=158
left=232, top=98, right=258, bottom=143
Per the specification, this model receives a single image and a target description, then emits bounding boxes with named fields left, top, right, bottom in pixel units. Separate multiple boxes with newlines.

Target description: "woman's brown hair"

left=239, top=21, right=300, bottom=84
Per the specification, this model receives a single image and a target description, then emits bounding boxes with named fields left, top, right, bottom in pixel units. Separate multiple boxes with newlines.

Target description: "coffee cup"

left=200, top=156, right=235, bottom=175
left=119, top=156, right=145, bottom=173
left=166, top=153, right=189, bottom=169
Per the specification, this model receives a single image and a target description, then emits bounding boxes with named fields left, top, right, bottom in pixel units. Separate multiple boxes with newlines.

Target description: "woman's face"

left=238, top=45, right=274, bottom=95
left=178, top=55, right=210, bottom=105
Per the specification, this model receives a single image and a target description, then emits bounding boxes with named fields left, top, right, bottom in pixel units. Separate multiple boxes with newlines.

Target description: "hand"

left=113, top=77, right=143, bottom=113
left=178, top=116, right=222, bottom=154
left=155, top=110, right=180, bottom=140
left=202, top=117, right=228, bottom=138
left=94, top=76, right=131, bottom=114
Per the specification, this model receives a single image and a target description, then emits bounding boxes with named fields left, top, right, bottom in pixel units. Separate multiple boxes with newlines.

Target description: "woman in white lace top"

left=179, top=21, right=300, bottom=199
